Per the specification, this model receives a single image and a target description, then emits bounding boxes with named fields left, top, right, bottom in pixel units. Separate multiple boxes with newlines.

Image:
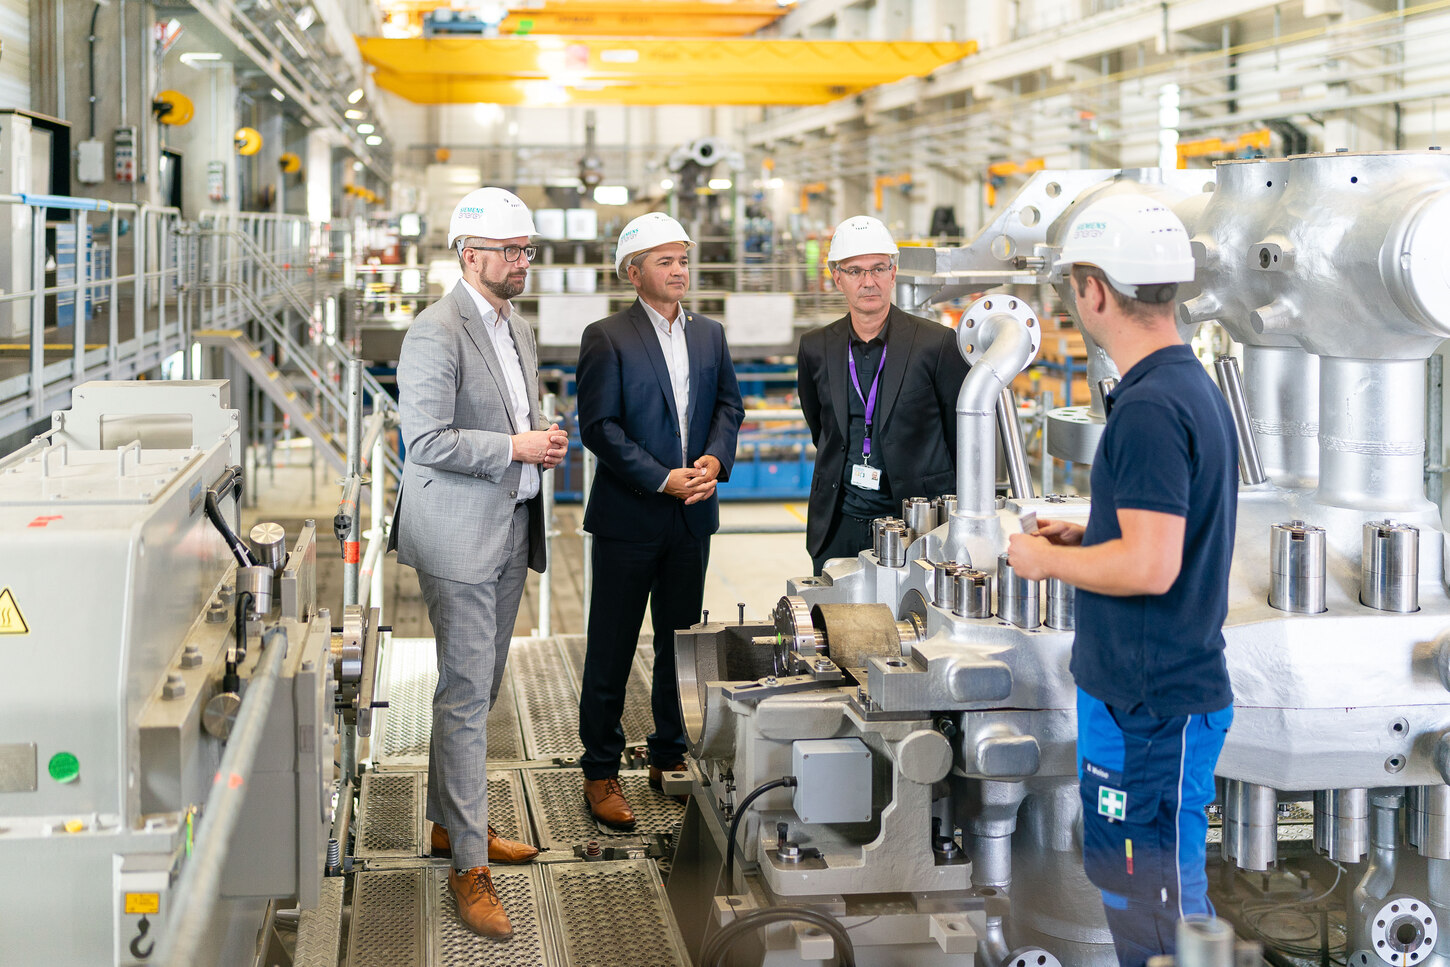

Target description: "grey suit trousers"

left=418, top=502, right=531, bottom=869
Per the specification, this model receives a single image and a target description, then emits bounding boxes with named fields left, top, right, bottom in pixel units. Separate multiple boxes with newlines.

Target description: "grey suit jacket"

left=389, top=280, right=547, bottom=583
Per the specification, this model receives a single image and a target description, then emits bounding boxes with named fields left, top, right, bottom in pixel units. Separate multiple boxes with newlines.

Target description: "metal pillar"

left=539, top=392, right=557, bottom=638
left=343, top=359, right=363, bottom=607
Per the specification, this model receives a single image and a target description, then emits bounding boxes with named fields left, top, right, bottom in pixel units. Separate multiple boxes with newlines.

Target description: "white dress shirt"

left=461, top=281, right=540, bottom=502
left=641, top=300, right=690, bottom=490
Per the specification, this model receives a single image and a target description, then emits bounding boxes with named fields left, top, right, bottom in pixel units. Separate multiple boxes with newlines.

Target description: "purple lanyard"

left=848, top=341, right=887, bottom=460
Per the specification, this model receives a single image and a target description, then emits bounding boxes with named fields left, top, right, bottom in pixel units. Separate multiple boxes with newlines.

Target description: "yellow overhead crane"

left=355, top=36, right=979, bottom=105
left=382, top=0, right=790, bottom=38
left=501, top=0, right=790, bottom=37
left=1176, top=128, right=1271, bottom=168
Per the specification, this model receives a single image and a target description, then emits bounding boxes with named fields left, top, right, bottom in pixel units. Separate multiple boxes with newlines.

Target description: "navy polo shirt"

left=1070, top=344, right=1239, bottom=717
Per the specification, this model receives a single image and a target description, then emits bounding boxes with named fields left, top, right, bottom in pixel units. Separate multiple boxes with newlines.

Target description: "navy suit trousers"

left=579, top=504, right=708, bottom=779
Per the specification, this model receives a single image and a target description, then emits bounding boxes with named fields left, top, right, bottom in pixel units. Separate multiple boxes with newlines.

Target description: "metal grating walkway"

left=350, top=632, right=691, bottom=965
left=524, top=768, right=686, bottom=853
left=374, top=638, right=526, bottom=770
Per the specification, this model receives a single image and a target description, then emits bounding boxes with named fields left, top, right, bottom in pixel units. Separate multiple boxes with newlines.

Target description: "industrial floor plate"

left=545, top=859, right=689, bottom=967
left=349, top=865, right=557, bottom=966
left=357, top=770, right=424, bottom=860
left=372, top=637, right=526, bottom=769
left=356, top=770, right=532, bottom=862
left=522, top=767, right=686, bottom=853
left=293, top=875, right=344, bottom=967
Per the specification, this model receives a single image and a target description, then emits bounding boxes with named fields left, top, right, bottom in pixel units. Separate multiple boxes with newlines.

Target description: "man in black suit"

left=798, top=215, right=970, bottom=574
left=576, top=212, right=744, bottom=828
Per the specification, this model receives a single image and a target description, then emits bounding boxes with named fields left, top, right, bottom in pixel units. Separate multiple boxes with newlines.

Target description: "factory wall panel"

left=0, top=0, right=29, bottom=109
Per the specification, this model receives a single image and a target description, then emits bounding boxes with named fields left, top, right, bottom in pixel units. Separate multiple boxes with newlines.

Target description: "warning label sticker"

left=0, top=587, right=30, bottom=635
left=124, top=892, right=160, bottom=915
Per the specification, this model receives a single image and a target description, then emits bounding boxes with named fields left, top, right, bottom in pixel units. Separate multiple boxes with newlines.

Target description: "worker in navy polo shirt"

left=1007, top=194, right=1238, bottom=967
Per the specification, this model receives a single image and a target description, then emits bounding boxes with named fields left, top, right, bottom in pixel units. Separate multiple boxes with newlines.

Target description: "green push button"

left=48, top=751, right=80, bottom=784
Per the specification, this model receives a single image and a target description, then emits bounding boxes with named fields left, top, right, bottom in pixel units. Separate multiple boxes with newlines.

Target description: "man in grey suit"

left=391, top=187, right=568, bottom=939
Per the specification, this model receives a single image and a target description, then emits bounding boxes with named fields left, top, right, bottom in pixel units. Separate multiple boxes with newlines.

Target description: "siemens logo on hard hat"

left=1075, top=221, right=1108, bottom=237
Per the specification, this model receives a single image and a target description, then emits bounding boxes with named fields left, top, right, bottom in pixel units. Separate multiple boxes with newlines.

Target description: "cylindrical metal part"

left=934, top=494, right=958, bottom=518
left=997, top=552, right=1040, bottom=629
left=1409, top=785, right=1450, bottom=860
left=878, top=523, right=906, bottom=568
left=1222, top=779, right=1278, bottom=871
left=1214, top=354, right=1268, bottom=486
left=1318, top=356, right=1429, bottom=511
left=247, top=521, right=287, bottom=576
left=872, top=517, right=904, bottom=559
left=953, top=569, right=993, bottom=618
left=1044, top=576, right=1076, bottom=630
left=1175, top=916, right=1235, bottom=967
left=997, top=386, right=1036, bottom=500
left=934, top=562, right=965, bottom=611
left=1314, top=788, right=1369, bottom=863
left=902, top=496, right=937, bottom=540
left=1362, top=520, right=1420, bottom=613
left=1241, top=343, right=1319, bottom=489
left=237, top=565, right=274, bottom=616
left=1268, top=520, right=1327, bottom=614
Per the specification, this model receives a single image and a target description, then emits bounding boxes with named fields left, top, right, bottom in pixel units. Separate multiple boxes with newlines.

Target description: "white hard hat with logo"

left=615, top=212, right=694, bottom=280
left=1053, top=194, right=1195, bottom=303
left=447, top=187, right=537, bottom=250
left=827, top=215, right=899, bottom=266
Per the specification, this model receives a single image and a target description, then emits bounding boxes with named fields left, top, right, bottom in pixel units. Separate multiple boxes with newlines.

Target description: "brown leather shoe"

left=584, top=776, right=637, bottom=830
left=431, top=824, right=540, bottom=864
left=648, top=763, right=689, bottom=804
left=487, top=825, right=539, bottom=863
left=447, top=866, right=513, bottom=940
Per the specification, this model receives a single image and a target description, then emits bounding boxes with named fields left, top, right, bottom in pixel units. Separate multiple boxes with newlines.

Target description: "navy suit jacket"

left=577, top=300, right=744, bottom=542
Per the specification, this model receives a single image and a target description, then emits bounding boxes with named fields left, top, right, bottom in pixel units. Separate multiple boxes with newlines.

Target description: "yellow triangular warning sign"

left=0, top=587, right=29, bottom=635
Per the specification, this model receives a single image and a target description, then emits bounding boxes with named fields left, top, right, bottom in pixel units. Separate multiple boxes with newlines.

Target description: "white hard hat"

left=1054, top=194, right=1195, bottom=302
left=827, top=215, right=899, bottom=265
left=615, top=212, right=694, bottom=280
left=447, top=187, right=537, bottom=250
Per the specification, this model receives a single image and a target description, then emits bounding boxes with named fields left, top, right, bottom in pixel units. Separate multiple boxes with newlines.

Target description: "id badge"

left=850, top=463, right=883, bottom=491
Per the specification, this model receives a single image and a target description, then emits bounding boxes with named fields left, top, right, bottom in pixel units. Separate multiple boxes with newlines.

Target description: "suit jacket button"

left=510, top=490, right=518, bottom=498
left=832, top=482, right=839, bottom=489
left=840, top=445, right=847, bottom=452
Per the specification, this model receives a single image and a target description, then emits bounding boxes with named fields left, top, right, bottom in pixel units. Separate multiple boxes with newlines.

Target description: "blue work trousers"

left=1076, top=688, right=1232, bottom=967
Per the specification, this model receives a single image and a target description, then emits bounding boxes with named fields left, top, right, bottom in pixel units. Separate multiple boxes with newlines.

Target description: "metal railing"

left=193, top=213, right=403, bottom=484
left=0, top=195, right=188, bottom=438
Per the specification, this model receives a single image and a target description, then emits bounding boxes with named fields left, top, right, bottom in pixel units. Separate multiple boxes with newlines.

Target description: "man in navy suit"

left=575, top=212, right=744, bottom=828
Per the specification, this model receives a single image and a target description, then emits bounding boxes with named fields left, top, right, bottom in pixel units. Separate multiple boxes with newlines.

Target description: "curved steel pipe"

left=1351, top=789, right=1405, bottom=953
left=956, top=313, right=1036, bottom=518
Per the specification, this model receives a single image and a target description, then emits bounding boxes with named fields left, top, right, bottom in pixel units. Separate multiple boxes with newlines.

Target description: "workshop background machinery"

left=667, top=150, right=1450, bottom=967
left=0, top=380, right=353, bottom=966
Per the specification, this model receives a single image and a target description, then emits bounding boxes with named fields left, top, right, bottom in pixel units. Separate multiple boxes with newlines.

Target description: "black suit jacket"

left=797, top=305, right=970, bottom=558
left=577, top=300, right=745, bottom=542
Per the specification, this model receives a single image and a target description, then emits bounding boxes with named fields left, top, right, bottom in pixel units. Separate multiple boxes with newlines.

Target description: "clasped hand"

left=664, top=455, right=721, bottom=505
left=512, top=423, right=569, bottom=469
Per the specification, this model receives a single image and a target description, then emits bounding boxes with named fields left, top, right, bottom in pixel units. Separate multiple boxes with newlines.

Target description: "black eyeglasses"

left=466, top=244, right=537, bottom=263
